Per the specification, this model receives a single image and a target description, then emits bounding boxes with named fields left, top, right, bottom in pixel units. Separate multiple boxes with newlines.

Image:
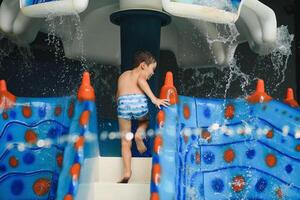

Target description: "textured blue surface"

left=154, top=95, right=300, bottom=199
left=0, top=96, right=99, bottom=200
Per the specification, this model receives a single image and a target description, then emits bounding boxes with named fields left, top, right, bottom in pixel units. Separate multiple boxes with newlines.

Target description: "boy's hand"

left=152, top=98, right=170, bottom=109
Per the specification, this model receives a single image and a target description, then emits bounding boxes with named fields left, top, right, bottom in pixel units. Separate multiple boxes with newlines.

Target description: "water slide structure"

left=1, top=0, right=299, bottom=199
left=1, top=71, right=299, bottom=199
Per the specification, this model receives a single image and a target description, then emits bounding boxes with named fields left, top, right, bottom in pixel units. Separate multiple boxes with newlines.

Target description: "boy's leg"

left=118, top=118, right=132, bottom=181
left=135, top=118, right=148, bottom=154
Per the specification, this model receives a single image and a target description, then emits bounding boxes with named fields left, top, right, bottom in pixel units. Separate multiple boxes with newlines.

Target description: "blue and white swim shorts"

left=117, top=94, right=149, bottom=120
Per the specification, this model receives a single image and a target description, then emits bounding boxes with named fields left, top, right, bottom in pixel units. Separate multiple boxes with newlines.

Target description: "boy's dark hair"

left=133, top=51, right=157, bottom=68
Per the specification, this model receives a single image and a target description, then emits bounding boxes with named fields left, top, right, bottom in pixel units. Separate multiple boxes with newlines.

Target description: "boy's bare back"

left=117, top=70, right=144, bottom=97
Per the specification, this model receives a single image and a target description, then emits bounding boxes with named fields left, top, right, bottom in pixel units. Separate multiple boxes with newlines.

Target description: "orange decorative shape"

left=296, top=145, right=300, bottom=152
left=224, top=148, right=235, bottom=163
left=201, top=130, right=211, bottom=141
left=74, top=136, right=85, bottom=150
left=247, top=79, right=272, bottom=103
left=284, top=88, right=299, bottom=107
left=0, top=80, right=16, bottom=109
left=56, top=153, right=63, bottom=168
left=225, top=104, right=235, bottom=119
left=79, top=110, right=90, bottom=126
left=77, top=72, right=95, bottom=101
left=33, top=178, right=51, bottom=196
left=68, top=101, right=75, bottom=118
left=156, top=110, right=165, bottom=126
left=153, top=135, right=162, bottom=154
left=266, top=130, right=274, bottom=139
left=64, top=194, right=73, bottom=200
left=2, top=112, right=8, bottom=120
left=183, top=135, right=189, bottom=144
left=152, top=164, right=161, bottom=185
left=25, top=130, right=38, bottom=144
left=276, top=188, right=283, bottom=199
left=55, top=106, right=62, bottom=116
left=196, top=151, right=201, bottom=164
left=9, top=156, right=19, bottom=168
left=231, top=175, right=245, bottom=192
left=151, top=192, right=159, bottom=200
left=70, top=163, right=81, bottom=179
left=265, top=154, right=277, bottom=168
left=159, top=72, right=178, bottom=105
left=183, top=104, right=190, bottom=119
left=22, top=105, right=32, bottom=118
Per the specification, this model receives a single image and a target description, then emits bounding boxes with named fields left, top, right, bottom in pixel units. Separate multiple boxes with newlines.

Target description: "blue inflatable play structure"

left=0, top=72, right=99, bottom=200
left=0, top=71, right=299, bottom=199
left=151, top=72, right=300, bottom=199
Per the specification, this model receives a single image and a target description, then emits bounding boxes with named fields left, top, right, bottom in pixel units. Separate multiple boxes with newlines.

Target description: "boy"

left=116, top=51, right=170, bottom=183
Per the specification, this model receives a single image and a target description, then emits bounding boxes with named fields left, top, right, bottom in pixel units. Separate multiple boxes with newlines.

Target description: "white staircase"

left=76, top=157, right=152, bottom=200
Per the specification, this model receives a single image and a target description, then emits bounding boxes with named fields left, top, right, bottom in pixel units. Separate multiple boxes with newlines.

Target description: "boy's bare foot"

left=135, top=138, right=147, bottom=154
left=118, top=171, right=132, bottom=184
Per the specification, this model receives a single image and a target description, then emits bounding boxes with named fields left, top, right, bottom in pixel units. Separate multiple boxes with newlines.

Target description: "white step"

left=76, top=182, right=150, bottom=200
left=80, top=157, right=152, bottom=184
left=77, top=157, right=152, bottom=200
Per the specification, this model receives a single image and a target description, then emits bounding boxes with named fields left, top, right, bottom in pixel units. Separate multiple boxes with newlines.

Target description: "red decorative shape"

left=70, top=163, right=81, bottom=180
left=201, top=130, right=211, bottom=142
left=152, top=164, right=161, bottom=185
left=64, top=194, right=73, bottom=200
left=183, top=104, right=191, bottom=119
left=276, top=187, right=283, bottom=199
left=224, top=148, right=235, bottom=163
left=0, top=80, right=16, bottom=109
left=247, top=79, right=272, bottom=103
left=296, top=145, right=300, bottom=152
left=9, top=156, right=19, bottom=168
left=225, top=104, right=235, bottom=119
left=151, top=192, right=159, bottom=200
left=79, top=110, right=90, bottom=126
left=231, top=175, right=245, bottom=192
left=74, top=136, right=85, bottom=150
left=196, top=151, right=201, bottom=164
left=265, top=154, right=277, bottom=168
left=2, top=112, right=8, bottom=120
left=159, top=72, right=178, bottom=105
left=25, top=130, right=38, bottom=144
left=266, top=130, right=274, bottom=139
left=77, top=72, right=95, bottom=101
left=156, top=110, right=165, bottom=127
left=284, top=88, right=299, bottom=107
left=22, top=105, right=32, bottom=118
left=33, top=178, right=51, bottom=196
left=56, top=153, right=63, bottom=168
left=68, top=101, right=75, bottom=118
left=55, top=106, right=62, bottom=116
left=153, top=135, right=162, bottom=154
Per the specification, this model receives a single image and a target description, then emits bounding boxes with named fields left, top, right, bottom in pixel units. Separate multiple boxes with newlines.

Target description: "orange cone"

left=247, top=79, right=272, bottom=103
left=0, top=80, right=16, bottom=109
left=284, top=88, right=299, bottom=107
left=77, top=72, right=95, bottom=101
left=160, top=72, right=178, bottom=105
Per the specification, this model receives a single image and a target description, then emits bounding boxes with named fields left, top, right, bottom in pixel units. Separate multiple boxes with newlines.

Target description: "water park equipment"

left=20, top=0, right=89, bottom=17
left=1, top=71, right=299, bottom=199
left=0, top=0, right=277, bottom=66
left=0, top=72, right=99, bottom=200
left=152, top=72, right=300, bottom=199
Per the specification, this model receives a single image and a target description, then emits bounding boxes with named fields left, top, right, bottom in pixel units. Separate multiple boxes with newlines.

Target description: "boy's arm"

left=137, top=74, right=157, bottom=103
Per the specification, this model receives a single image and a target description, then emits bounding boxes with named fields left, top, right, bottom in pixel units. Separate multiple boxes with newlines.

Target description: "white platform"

left=76, top=157, right=152, bottom=200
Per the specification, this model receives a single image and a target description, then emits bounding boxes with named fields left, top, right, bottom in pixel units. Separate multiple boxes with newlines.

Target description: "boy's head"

left=133, top=51, right=157, bottom=79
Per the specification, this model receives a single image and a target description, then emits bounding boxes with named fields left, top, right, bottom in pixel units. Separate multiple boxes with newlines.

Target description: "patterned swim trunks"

left=117, top=94, right=148, bottom=120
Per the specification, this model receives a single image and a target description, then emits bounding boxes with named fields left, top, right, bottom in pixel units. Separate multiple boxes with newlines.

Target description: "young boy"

left=116, top=51, right=170, bottom=183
